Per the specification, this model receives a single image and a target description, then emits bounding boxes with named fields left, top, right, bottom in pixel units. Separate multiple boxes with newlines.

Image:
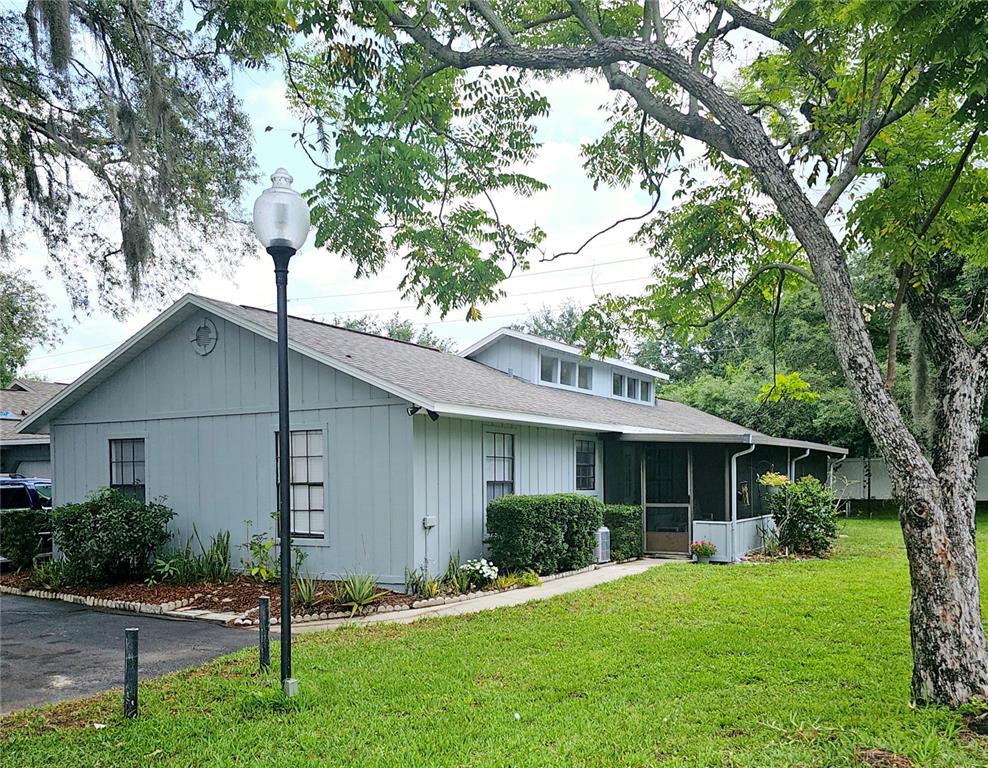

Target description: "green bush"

left=486, top=493, right=603, bottom=574
left=51, top=488, right=175, bottom=585
left=764, top=475, right=841, bottom=556
left=148, top=528, right=233, bottom=585
left=603, top=504, right=643, bottom=561
left=28, top=558, right=68, bottom=590
left=0, top=507, right=51, bottom=570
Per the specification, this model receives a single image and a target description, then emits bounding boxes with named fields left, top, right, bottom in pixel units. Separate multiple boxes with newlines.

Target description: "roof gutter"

left=730, top=444, right=757, bottom=524
left=789, top=448, right=811, bottom=481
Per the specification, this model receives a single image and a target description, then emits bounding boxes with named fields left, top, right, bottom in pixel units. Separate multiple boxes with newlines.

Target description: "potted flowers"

left=690, top=540, right=717, bottom=564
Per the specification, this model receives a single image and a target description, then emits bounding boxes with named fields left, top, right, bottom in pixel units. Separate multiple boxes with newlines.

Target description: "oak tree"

left=1, top=0, right=255, bottom=316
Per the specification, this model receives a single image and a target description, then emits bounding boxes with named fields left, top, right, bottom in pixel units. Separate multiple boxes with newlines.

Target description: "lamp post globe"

left=253, top=168, right=310, bottom=256
left=252, top=168, right=309, bottom=698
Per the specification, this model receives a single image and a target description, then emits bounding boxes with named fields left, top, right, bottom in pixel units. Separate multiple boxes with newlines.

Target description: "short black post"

left=259, top=596, right=270, bottom=671
left=124, top=627, right=139, bottom=718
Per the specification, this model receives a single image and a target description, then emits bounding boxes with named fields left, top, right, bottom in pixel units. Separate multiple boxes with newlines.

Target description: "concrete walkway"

left=294, top=558, right=672, bottom=634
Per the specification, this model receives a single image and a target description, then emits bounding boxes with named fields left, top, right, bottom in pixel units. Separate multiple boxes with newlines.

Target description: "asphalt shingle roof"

left=1, top=379, right=68, bottom=443
left=208, top=298, right=761, bottom=438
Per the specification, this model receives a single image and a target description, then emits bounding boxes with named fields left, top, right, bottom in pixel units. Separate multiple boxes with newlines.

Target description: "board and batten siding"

left=411, top=415, right=603, bottom=576
left=49, top=311, right=415, bottom=585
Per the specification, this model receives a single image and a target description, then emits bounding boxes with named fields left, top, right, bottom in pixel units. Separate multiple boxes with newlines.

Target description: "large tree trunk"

left=696, top=87, right=988, bottom=706
left=902, top=311, right=988, bottom=705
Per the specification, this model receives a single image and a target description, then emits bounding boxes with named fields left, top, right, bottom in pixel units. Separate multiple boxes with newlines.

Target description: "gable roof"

left=18, top=294, right=845, bottom=454
left=1, top=379, right=69, bottom=445
left=460, top=327, right=670, bottom=381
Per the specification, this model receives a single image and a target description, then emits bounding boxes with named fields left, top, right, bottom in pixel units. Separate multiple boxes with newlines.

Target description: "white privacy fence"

left=830, top=457, right=988, bottom=501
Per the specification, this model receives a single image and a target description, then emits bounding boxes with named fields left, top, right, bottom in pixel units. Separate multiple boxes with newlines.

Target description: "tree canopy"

left=331, top=311, right=457, bottom=351
left=1, top=0, right=255, bottom=316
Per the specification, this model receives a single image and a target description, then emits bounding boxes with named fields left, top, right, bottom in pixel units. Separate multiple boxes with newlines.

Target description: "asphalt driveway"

left=0, top=594, right=255, bottom=713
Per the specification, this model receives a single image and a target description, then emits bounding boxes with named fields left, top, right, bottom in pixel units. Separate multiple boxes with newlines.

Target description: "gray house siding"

left=411, top=416, right=602, bottom=576
left=468, top=333, right=656, bottom=403
left=470, top=336, right=538, bottom=382
left=0, top=442, right=51, bottom=475
left=49, top=312, right=415, bottom=585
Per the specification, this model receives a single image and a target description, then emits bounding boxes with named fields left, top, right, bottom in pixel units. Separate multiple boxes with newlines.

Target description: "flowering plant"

left=758, top=471, right=790, bottom=488
left=460, top=558, right=498, bottom=587
left=690, top=540, right=717, bottom=557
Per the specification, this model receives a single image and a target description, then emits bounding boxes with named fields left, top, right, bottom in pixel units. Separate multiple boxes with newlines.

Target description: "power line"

left=308, top=273, right=651, bottom=318
left=25, top=268, right=655, bottom=374
left=29, top=340, right=121, bottom=362
left=283, top=253, right=652, bottom=305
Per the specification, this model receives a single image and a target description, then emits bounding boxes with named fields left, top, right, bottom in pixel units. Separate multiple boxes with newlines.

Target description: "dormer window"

left=578, top=365, right=593, bottom=390
left=541, top=350, right=596, bottom=393
left=640, top=381, right=652, bottom=402
left=612, top=373, right=624, bottom=396
left=626, top=378, right=639, bottom=399
left=560, top=360, right=576, bottom=387
left=540, top=355, right=558, bottom=383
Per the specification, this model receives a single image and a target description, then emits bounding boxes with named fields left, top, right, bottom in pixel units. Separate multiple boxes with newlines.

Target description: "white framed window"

left=640, top=381, right=652, bottom=402
left=560, top=360, right=577, bottom=387
left=276, top=429, right=325, bottom=537
left=578, top=365, right=593, bottom=390
left=575, top=439, right=596, bottom=491
left=540, top=354, right=559, bottom=383
left=485, top=431, right=515, bottom=501
left=626, top=377, right=639, bottom=399
left=612, top=373, right=625, bottom=396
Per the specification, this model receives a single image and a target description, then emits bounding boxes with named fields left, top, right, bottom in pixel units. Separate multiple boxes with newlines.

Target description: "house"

left=18, top=294, right=846, bottom=584
left=1, top=378, right=68, bottom=477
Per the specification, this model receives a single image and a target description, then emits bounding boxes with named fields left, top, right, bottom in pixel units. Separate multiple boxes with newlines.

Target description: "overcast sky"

left=21, top=63, right=669, bottom=383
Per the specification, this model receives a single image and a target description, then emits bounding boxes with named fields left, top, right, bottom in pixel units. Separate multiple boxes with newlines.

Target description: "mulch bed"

left=0, top=571, right=416, bottom=619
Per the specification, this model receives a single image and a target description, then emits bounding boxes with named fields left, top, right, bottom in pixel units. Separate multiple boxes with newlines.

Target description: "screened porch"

left=602, top=438, right=836, bottom=562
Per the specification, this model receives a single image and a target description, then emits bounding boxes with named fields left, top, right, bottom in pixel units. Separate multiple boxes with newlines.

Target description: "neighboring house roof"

left=18, top=294, right=846, bottom=454
left=460, top=327, right=670, bottom=381
left=1, top=378, right=69, bottom=445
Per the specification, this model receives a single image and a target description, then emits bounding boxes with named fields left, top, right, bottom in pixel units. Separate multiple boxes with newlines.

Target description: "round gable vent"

left=190, top=317, right=218, bottom=356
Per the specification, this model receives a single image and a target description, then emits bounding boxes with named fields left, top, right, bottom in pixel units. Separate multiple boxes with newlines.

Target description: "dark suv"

left=0, top=474, right=53, bottom=566
left=0, top=475, right=53, bottom=510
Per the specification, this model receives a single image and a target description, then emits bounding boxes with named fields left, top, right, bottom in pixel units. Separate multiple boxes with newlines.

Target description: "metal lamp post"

left=252, top=168, right=310, bottom=697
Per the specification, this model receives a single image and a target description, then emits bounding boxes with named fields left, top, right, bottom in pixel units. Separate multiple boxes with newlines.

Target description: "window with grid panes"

left=575, top=439, right=596, bottom=491
left=275, top=429, right=325, bottom=537
left=485, top=432, right=514, bottom=502
left=109, top=438, right=145, bottom=501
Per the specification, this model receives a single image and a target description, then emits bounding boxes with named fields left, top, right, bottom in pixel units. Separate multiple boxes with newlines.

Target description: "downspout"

left=790, top=448, right=811, bottom=481
left=729, top=443, right=756, bottom=562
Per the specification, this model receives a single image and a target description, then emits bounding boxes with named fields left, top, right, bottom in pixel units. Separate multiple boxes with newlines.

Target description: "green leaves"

left=758, top=371, right=820, bottom=404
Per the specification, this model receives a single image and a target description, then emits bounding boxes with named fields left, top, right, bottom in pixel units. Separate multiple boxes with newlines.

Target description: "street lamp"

left=253, top=168, right=310, bottom=697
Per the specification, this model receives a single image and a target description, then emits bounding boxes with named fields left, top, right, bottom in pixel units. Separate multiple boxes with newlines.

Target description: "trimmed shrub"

left=51, top=488, right=175, bottom=585
left=763, top=475, right=841, bottom=556
left=603, top=504, right=643, bottom=561
left=0, top=507, right=51, bottom=570
left=559, top=495, right=605, bottom=571
left=486, top=493, right=603, bottom=574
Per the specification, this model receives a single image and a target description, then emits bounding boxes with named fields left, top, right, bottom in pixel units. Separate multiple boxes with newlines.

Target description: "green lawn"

left=3, top=518, right=987, bottom=767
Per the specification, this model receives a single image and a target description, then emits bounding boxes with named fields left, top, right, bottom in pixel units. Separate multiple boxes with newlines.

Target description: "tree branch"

left=816, top=67, right=932, bottom=215
left=894, top=126, right=983, bottom=377
left=688, top=262, right=816, bottom=329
